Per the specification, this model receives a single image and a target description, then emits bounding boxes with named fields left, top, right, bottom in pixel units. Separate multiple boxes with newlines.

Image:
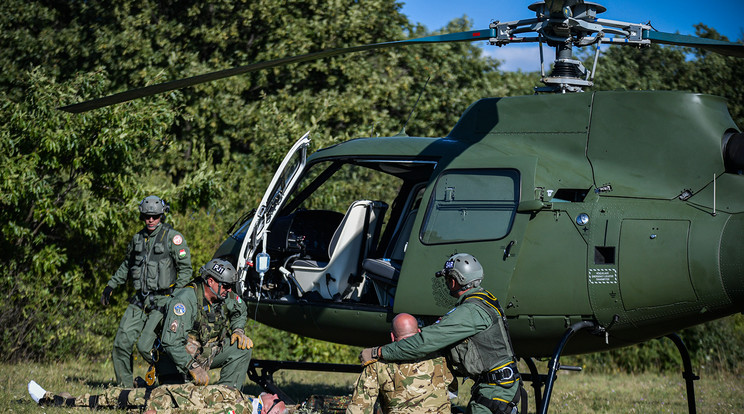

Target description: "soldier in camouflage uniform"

left=360, top=254, right=523, bottom=414
left=101, top=195, right=193, bottom=387
left=160, top=258, right=253, bottom=388
left=347, top=313, right=454, bottom=414
left=29, top=380, right=288, bottom=414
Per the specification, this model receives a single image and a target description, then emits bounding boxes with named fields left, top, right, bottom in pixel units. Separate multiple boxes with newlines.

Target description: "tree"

left=0, top=0, right=514, bottom=361
left=0, top=68, right=183, bottom=359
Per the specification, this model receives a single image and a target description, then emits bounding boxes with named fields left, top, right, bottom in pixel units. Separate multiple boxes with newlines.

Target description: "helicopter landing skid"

left=247, top=359, right=362, bottom=405
left=660, top=333, right=699, bottom=414
left=537, top=321, right=598, bottom=414
left=533, top=324, right=700, bottom=414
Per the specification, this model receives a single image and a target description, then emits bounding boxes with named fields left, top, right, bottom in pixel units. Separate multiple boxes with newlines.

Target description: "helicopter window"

left=421, top=169, right=519, bottom=244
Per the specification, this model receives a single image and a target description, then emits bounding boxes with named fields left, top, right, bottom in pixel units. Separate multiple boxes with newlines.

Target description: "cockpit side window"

left=420, top=169, right=520, bottom=244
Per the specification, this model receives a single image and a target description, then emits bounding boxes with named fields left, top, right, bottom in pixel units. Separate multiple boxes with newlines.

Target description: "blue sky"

left=400, top=0, right=744, bottom=71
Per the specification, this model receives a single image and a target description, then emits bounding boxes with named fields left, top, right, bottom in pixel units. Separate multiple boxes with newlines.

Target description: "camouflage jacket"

left=346, top=355, right=453, bottom=414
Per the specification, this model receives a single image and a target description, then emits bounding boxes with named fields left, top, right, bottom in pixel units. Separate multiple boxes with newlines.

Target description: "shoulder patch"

left=172, top=234, right=183, bottom=245
left=178, top=249, right=186, bottom=258
left=236, top=295, right=242, bottom=303
left=436, top=307, right=457, bottom=324
left=169, top=320, right=179, bottom=332
left=173, top=303, right=186, bottom=316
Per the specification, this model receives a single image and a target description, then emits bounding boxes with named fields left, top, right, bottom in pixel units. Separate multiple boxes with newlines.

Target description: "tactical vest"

left=190, top=282, right=230, bottom=352
left=130, top=223, right=178, bottom=293
left=447, top=290, right=517, bottom=379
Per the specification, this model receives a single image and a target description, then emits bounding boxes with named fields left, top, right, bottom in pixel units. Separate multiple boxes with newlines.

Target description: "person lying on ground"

left=28, top=379, right=288, bottom=414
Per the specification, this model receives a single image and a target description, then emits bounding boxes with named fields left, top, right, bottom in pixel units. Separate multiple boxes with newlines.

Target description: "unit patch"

left=169, top=320, right=179, bottom=332
left=173, top=303, right=186, bottom=316
left=236, top=295, right=242, bottom=304
left=172, top=235, right=183, bottom=245
left=179, top=249, right=186, bottom=258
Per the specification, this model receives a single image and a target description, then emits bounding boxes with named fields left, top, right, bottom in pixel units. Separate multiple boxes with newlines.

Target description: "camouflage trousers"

left=44, top=383, right=252, bottom=414
left=347, top=356, right=453, bottom=414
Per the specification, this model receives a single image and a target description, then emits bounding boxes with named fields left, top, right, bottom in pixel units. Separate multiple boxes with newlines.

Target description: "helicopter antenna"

left=396, top=76, right=431, bottom=137
left=713, top=173, right=717, bottom=216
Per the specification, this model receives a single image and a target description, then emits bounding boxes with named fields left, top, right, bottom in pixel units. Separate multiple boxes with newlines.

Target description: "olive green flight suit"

left=108, top=222, right=193, bottom=386
left=380, top=287, right=520, bottom=414
left=160, top=281, right=251, bottom=388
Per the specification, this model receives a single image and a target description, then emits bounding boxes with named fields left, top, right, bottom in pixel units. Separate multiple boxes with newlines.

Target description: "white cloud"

left=481, top=44, right=552, bottom=73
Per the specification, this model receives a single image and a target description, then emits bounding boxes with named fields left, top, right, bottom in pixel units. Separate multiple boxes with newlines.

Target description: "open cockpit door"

left=236, top=132, right=310, bottom=290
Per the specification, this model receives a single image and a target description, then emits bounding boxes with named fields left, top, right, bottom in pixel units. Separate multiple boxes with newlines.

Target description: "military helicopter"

left=62, top=1, right=744, bottom=412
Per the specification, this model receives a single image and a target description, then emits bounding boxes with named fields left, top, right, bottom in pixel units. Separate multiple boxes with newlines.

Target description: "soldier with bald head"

left=360, top=254, right=523, bottom=414
left=346, top=313, right=454, bottom=414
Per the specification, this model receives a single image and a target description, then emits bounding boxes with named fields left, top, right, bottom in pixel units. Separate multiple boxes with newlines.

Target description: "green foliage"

left=1, top=0, right=742, bottom=373
left=563, top=314, right=744, bottom=374
left=247, top=321, right=359, bottom=364
left=0, top=0, right=512, bottom=362
left=0, top=67, right=181, bottom=360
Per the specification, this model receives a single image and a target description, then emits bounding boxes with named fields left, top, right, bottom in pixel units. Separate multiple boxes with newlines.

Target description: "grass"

left=3, top=358, right=744, bottom=413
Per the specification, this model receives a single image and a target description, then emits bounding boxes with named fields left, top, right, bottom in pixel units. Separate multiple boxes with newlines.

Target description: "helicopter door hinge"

left=534, top=187, right=546, bottom=201
left=528, top=316, right=535, bottom=331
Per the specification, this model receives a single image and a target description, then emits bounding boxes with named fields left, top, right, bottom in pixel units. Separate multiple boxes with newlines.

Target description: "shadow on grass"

left=242, top=380, right=353, bottom=403
left=64, top=375, right=116, bottom=389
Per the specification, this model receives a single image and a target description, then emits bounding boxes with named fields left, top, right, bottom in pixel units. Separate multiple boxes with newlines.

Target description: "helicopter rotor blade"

left=59, top=29, right=495, bottom=114
left=643, top=30, right=744, bottom=58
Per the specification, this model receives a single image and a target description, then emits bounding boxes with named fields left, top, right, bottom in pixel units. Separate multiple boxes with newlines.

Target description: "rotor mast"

left=531, top=1, right=606, bottom=93
left=489, top=1, right=611, bottom=93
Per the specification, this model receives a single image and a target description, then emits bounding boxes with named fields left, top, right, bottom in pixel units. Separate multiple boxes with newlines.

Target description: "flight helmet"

left=201, top=258, right=238, bottom=285
left=139, top=195, right=168, bottom=217
left=436, top=253, right=484, bottom=288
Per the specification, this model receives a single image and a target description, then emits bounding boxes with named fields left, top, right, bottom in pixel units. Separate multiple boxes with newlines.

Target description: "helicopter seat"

left=291, top=200, right=387, bottom=300
left=362, top=209, right=417, bottom=306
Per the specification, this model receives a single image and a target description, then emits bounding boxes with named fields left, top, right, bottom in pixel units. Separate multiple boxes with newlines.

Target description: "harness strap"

left=478, top=360, right=520, bottom=388
left=520, top=383, right=528, bottom=414
left=474, top=394, right=519, bottom=414
left=117, top=389, right=130, bottom=409
left=465, top=291, right=503, bottom=316
left=144, top=387, right=154, bottom=404
left=52, top=395, right=75, bottom=407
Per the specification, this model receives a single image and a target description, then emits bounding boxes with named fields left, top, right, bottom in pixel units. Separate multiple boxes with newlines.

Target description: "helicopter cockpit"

left=217, top=136, right=436, bottom=309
